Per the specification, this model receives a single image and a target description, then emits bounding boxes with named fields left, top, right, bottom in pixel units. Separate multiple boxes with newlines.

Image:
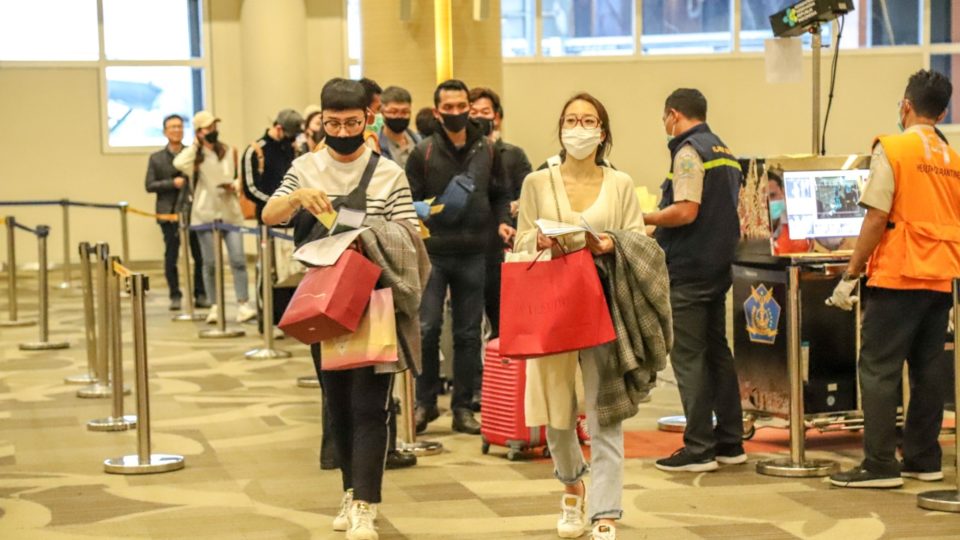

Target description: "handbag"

left=274, top=231, right=306, bottom=288
left=320, top=288, right=399, bottom=371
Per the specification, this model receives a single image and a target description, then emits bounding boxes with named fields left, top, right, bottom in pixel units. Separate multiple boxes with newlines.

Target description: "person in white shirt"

left=173, top=110, right=255, bottom=324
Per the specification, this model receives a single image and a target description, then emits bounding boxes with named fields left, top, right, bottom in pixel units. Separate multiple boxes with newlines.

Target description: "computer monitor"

left=781, top=169, right=868, bottom=240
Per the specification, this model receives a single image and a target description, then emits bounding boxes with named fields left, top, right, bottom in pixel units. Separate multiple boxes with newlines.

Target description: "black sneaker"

left=655, top=448, right=718, bottom=472
left=169, top=297, right=182, bottom=311
left=385, top=449, right=417, bottom=470
left=452, top=408, right=481, bottom=435
left=415, top=404, right=439, bottom=434
left=716, top=444, right=747, bottom=465
left=901, top=464, right=943, bottom=482
left=195, top=296, right=212, bottom=309
left=830, top=466, right=903, bottom=488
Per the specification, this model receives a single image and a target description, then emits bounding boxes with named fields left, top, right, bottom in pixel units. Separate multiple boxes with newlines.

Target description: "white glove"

left=826, top=276, right=859, bottom=311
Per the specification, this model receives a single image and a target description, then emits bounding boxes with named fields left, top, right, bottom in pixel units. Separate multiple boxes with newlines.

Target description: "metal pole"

left=20, top=226, right=69, bottom=350
left=199, top=220, right=244, bottom=338
left=65, top=243, right=98, bottom=384
left=917, top=278, right=960, bottom=511
left=811, top=26, right=822, bottom=156
left=397, top=370, right=443, bottom=456
left=246, top=226, right=290, bottom=359
left=297, top=375, right=321, bottom=388
left=1, top=216, right=35, bottom=327
left=104, top=272, right=184, bottom=474
left=78, top=243, right=123, bottom=398
left=757, top=266, right=836, bottom=477
left=119, top=202, right=130, bottom=263
left=57, top=201, right=72, bottom=289
left=88, top=256, right=135, bottom=431
left=172, top=214, right=204, bottom=322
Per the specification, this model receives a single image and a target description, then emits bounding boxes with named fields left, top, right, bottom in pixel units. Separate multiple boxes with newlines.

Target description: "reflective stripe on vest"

left=665, top=157, right=742, bottom=180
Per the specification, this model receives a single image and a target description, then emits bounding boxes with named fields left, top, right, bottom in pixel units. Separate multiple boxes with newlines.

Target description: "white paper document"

left=535, top=219, right=586, bottom=237
left=293, top=228, right=369, bottom=267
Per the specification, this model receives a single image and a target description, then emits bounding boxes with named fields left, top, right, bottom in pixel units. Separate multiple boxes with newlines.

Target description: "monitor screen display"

left=782, top=169, right=868, bottom=240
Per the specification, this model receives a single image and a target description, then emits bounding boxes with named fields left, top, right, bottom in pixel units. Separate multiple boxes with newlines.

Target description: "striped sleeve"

left=383, top=171, right=418, bottom=224
left=271, top=169, right=301, bottom=199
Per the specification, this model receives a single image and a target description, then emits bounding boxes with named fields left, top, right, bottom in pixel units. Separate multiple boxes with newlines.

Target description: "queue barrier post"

left=1, top=216, right=36, bottom=328
left=172, top=212, right=205, bottom=322
left=104, top=272, right=184, bottom=474
left=297, top=376, right=321, bottom=388
left=57, top=200, right=73, bottom=289
left=19, top=225, right=69, bottom=350
left=398, top=370, right=443, bottom=456
left=917, top=278, right=960, bottom=511
left=246, top=224, right=290, bottom=359
left=78, top=243, right=130, bottom=399
left=199, top=220, right=245, bottom=339
left=65, top=242, right=99, bottom=384
left=118, top=202, right=130, bottom=263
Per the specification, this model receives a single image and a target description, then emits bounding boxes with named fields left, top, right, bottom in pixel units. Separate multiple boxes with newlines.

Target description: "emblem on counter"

left=744, top=284, right=780, bottom=345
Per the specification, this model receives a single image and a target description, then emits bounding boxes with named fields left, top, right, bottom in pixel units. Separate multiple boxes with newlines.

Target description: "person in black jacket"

left=144, top=114, right=206, bottom=311
left=405, top=79, right=511, bottom=435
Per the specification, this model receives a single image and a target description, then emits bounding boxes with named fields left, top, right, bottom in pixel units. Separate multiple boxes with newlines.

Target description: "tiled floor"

left=1, top=265, right=959, bottom=539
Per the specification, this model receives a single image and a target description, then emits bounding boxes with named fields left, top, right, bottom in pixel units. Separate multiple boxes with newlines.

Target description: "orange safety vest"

left=867, top=127, right=960, bottom=293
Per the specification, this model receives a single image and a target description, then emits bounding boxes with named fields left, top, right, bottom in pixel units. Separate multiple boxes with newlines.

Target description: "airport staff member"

left=827, top=69, right=960, bottom=489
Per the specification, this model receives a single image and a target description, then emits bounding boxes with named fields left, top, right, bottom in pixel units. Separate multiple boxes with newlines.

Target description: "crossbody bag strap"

left=357, top=152, right=380, bottom=196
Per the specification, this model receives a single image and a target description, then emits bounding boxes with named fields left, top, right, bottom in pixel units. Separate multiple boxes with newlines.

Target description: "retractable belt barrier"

left=1, top=217, right=37, bottom=328
left=64, top=242, right=99, bottom=385
left=77, top=243, right=131, bottom=400
left=13, top=222, right=70, bottom=351
left=245, top=223, right=291, bottom=360
left=194, top=219, right=246, bottom=339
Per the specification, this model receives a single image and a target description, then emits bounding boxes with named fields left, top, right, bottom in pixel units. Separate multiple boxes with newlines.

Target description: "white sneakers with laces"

left=204, top=305, right=218, bottom=325
left=332, top=489, right=353, bottom=531
left=346, top=501, right=378, bottom=540
left=557, top=491, right=587, bottom=538
left=591, top=523, right=617, bottom=540
left=236, top=302, right=256, bottom=323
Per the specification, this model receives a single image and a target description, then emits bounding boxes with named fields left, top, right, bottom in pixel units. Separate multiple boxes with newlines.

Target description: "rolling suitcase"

left=480, top=339, right=549, bottom=461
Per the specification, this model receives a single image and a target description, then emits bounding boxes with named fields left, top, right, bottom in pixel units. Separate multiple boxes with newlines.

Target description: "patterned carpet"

left=2, top=265, right=959, bottom=539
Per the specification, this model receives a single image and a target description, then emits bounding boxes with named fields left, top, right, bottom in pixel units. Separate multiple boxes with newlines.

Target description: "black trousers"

left=859, top=286, right=952, bottom=475
left=159, top=222, right=205, bottom=300
left=669, top=279, right=744, bottom=457
left=311, top=345, right=393, bottom=503
left=484, top=248, right=503, bottom=339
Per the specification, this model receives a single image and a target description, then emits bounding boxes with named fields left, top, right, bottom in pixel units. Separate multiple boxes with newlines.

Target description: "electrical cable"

left=820, top=15, right=845, bottom=155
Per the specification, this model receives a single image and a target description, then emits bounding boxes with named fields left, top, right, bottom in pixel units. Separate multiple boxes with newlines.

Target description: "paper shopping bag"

left=320, top=288, right=399, bottom=370
left=499, top=248, right=616, bottom=357
left=278, top=249, right=381, bottom=344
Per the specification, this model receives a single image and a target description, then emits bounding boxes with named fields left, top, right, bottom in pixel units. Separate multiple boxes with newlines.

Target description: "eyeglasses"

left=322, top=118, right=366, bottom=132
left=561, top=114, right=600, bottom=130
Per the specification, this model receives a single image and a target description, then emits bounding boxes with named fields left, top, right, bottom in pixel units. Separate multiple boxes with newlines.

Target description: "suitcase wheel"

left=506, top=449, right=521, bottom=461
left=542, top=447, right=551, bottom=458
left=481, top=439, right=490, bottom=455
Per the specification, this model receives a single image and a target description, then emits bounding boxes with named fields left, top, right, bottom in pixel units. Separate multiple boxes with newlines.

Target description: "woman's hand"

left=293, top=188, right=333, bottom=215
left=498, top=224, right=516, bottom=245
left=586, top=232, right=615, bottom=255
left=536, top=231, right=556, bottom=252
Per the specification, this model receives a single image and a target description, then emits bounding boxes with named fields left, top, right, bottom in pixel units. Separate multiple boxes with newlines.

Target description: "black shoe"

left=195, top=296, right=212, bottom=309
left=452, top=408, right=481, bottom=435
left=385, top=449, right=417, bottom=470
left=470, top=390, right=482, bottom=413
left=655, top=447, right=718, bottom=472
left=830, top=466, right=903, bottom=488
left=415, top=404, right=439, bottom=434
left=715, top=443, right=747, bottom=465
left=901, top=461, right=943, bottom=482
left=169, top=297, right=182, bottom=311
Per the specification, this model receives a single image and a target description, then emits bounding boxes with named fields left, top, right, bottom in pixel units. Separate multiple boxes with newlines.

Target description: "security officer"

left=644, top=88, right=745, bottom=472
left=827, top=69, right=960, bottom=488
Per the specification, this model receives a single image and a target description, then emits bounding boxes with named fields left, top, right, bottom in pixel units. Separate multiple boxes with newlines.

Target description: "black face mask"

left=203, top=130, right=219, bottom=144
left=310, top=131, right=324, bottom=144
left=384, top=117, right=410, bottom=134
left=473, top=117, right=493, bottom=136
left=441, top=112, right=469, bottom=133
left=325, top=133, right=365, bottom=155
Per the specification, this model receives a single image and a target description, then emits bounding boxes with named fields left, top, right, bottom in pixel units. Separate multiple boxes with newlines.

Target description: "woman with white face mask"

left=512, top=94, right=646, bottom=540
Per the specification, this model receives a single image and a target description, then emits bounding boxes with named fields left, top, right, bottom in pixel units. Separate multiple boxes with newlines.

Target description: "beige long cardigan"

left=512, top=165, right=646, bottom=429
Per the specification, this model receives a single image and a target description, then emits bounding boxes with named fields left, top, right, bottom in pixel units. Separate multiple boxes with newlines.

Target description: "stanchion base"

left=918, top=490, right=960, bottom=512
left=245, top=348, right=291, bottom=360
left=657, top=415, right=687, bottom=433
left=0, top=319, right=36, bottom=328
left=87, top=415, right=137, bottom=432
left=399, top=440, right=444, bottom=457
left=756, top=458, right=838, bottom=478
left=198, top=328, right=246, bottom=339
left=64, top=373, right=98, bottom=385
left=104, top=453, right=185, bottom=475
left=172, top=313, right=206, bottom=322
left=55, top=281, right=73, bottom=290
left=19, top=340, right=70, bottom=351
left=297, top=376, right=320, bottom=388
left=77, top=383, right=131, bottom=399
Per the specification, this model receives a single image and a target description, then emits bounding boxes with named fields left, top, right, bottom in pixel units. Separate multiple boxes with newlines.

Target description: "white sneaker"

left=236, top=302, right=256, bottom=323
left=205, top=306, right=218, bottom=325
left=557, top=492, right=587, bottom=538
left=591, top=523, right=616, bottom=540
left=346, top=501, right=378, bottom=540
left=332, top=489, right=353, bottom=531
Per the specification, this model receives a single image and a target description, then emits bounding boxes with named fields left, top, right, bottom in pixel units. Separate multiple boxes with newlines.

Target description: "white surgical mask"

left=561, top=126, right=602, bottom=161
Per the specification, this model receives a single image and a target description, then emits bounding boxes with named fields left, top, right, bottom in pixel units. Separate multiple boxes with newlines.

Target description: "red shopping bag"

left=499, top=248, right=616, bottom=358
left=278, top=249, right=382, bottom=344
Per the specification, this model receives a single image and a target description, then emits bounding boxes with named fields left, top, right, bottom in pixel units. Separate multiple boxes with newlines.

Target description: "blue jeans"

left=416, top=253, right=485, bottom=411
left=196, top=229, right=249, bottom=304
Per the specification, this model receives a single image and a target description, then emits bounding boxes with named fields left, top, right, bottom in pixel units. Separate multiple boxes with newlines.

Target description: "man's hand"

left=509, top=200, right=519, bottom=218
left=293, top=188, right=333, bottom=215
left=498, top=223, right=516, bottom=245
left=586, top=232, right=615, bottom=255
left=826, top=276, right=860, bottom=311
left=173, top=176, right=186, bottom=189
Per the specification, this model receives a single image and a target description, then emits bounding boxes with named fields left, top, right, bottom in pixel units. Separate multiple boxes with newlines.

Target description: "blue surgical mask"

left=769, top=199, right=786, bottom=220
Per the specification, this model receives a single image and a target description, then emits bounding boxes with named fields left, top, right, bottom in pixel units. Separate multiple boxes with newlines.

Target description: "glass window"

left=931, top=0, right=959, bottom=44
left=347, top=0, right=363, bottom=79
left=502, top=0, right=535, bottom=57
left=931, top=55, right=960, bottom=125
left=542, top=0, right=635, bottom=57
left=741, top=0, right=796, bottom=52
left=106, top=66, right=204, bottom=147
left=0, top=0, right=99, bottom=61
left=102, top=0, right=201, bottom=60
left=859, top=0, right=920, bottom=47
left=641, top=0, right=732, bottom=55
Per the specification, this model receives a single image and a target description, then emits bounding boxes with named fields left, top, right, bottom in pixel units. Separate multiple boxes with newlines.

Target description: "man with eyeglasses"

left=378, top=86, right=421, bottom=168
left=405, top=79, right=511, bottom=435
left=145, top=113, right=206, bottom=311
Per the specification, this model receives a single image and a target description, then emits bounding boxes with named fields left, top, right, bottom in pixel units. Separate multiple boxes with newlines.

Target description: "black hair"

left=767, top=168, right=784, bottom=189
left=905, top=69, right=953, bottom=119
left=359, top=77, right=383, bottom=108
left=433, top=79, right=469, bottom=107
left=665, top=88, right=708, bottom=121
left=558, top=93, right=612, bottom=166
left=381, top=86, right=412, bottom=106
left=321, top=78, right=368, bottom=112
left=468, top=87, right=503, bottom=118
left=416, top=107, right=438, bottom=137
left=162, top=114, right=184, bottom=129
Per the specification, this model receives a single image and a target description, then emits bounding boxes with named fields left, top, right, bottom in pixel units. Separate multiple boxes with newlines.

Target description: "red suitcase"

left=480, top=339, right=549, bottom=461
